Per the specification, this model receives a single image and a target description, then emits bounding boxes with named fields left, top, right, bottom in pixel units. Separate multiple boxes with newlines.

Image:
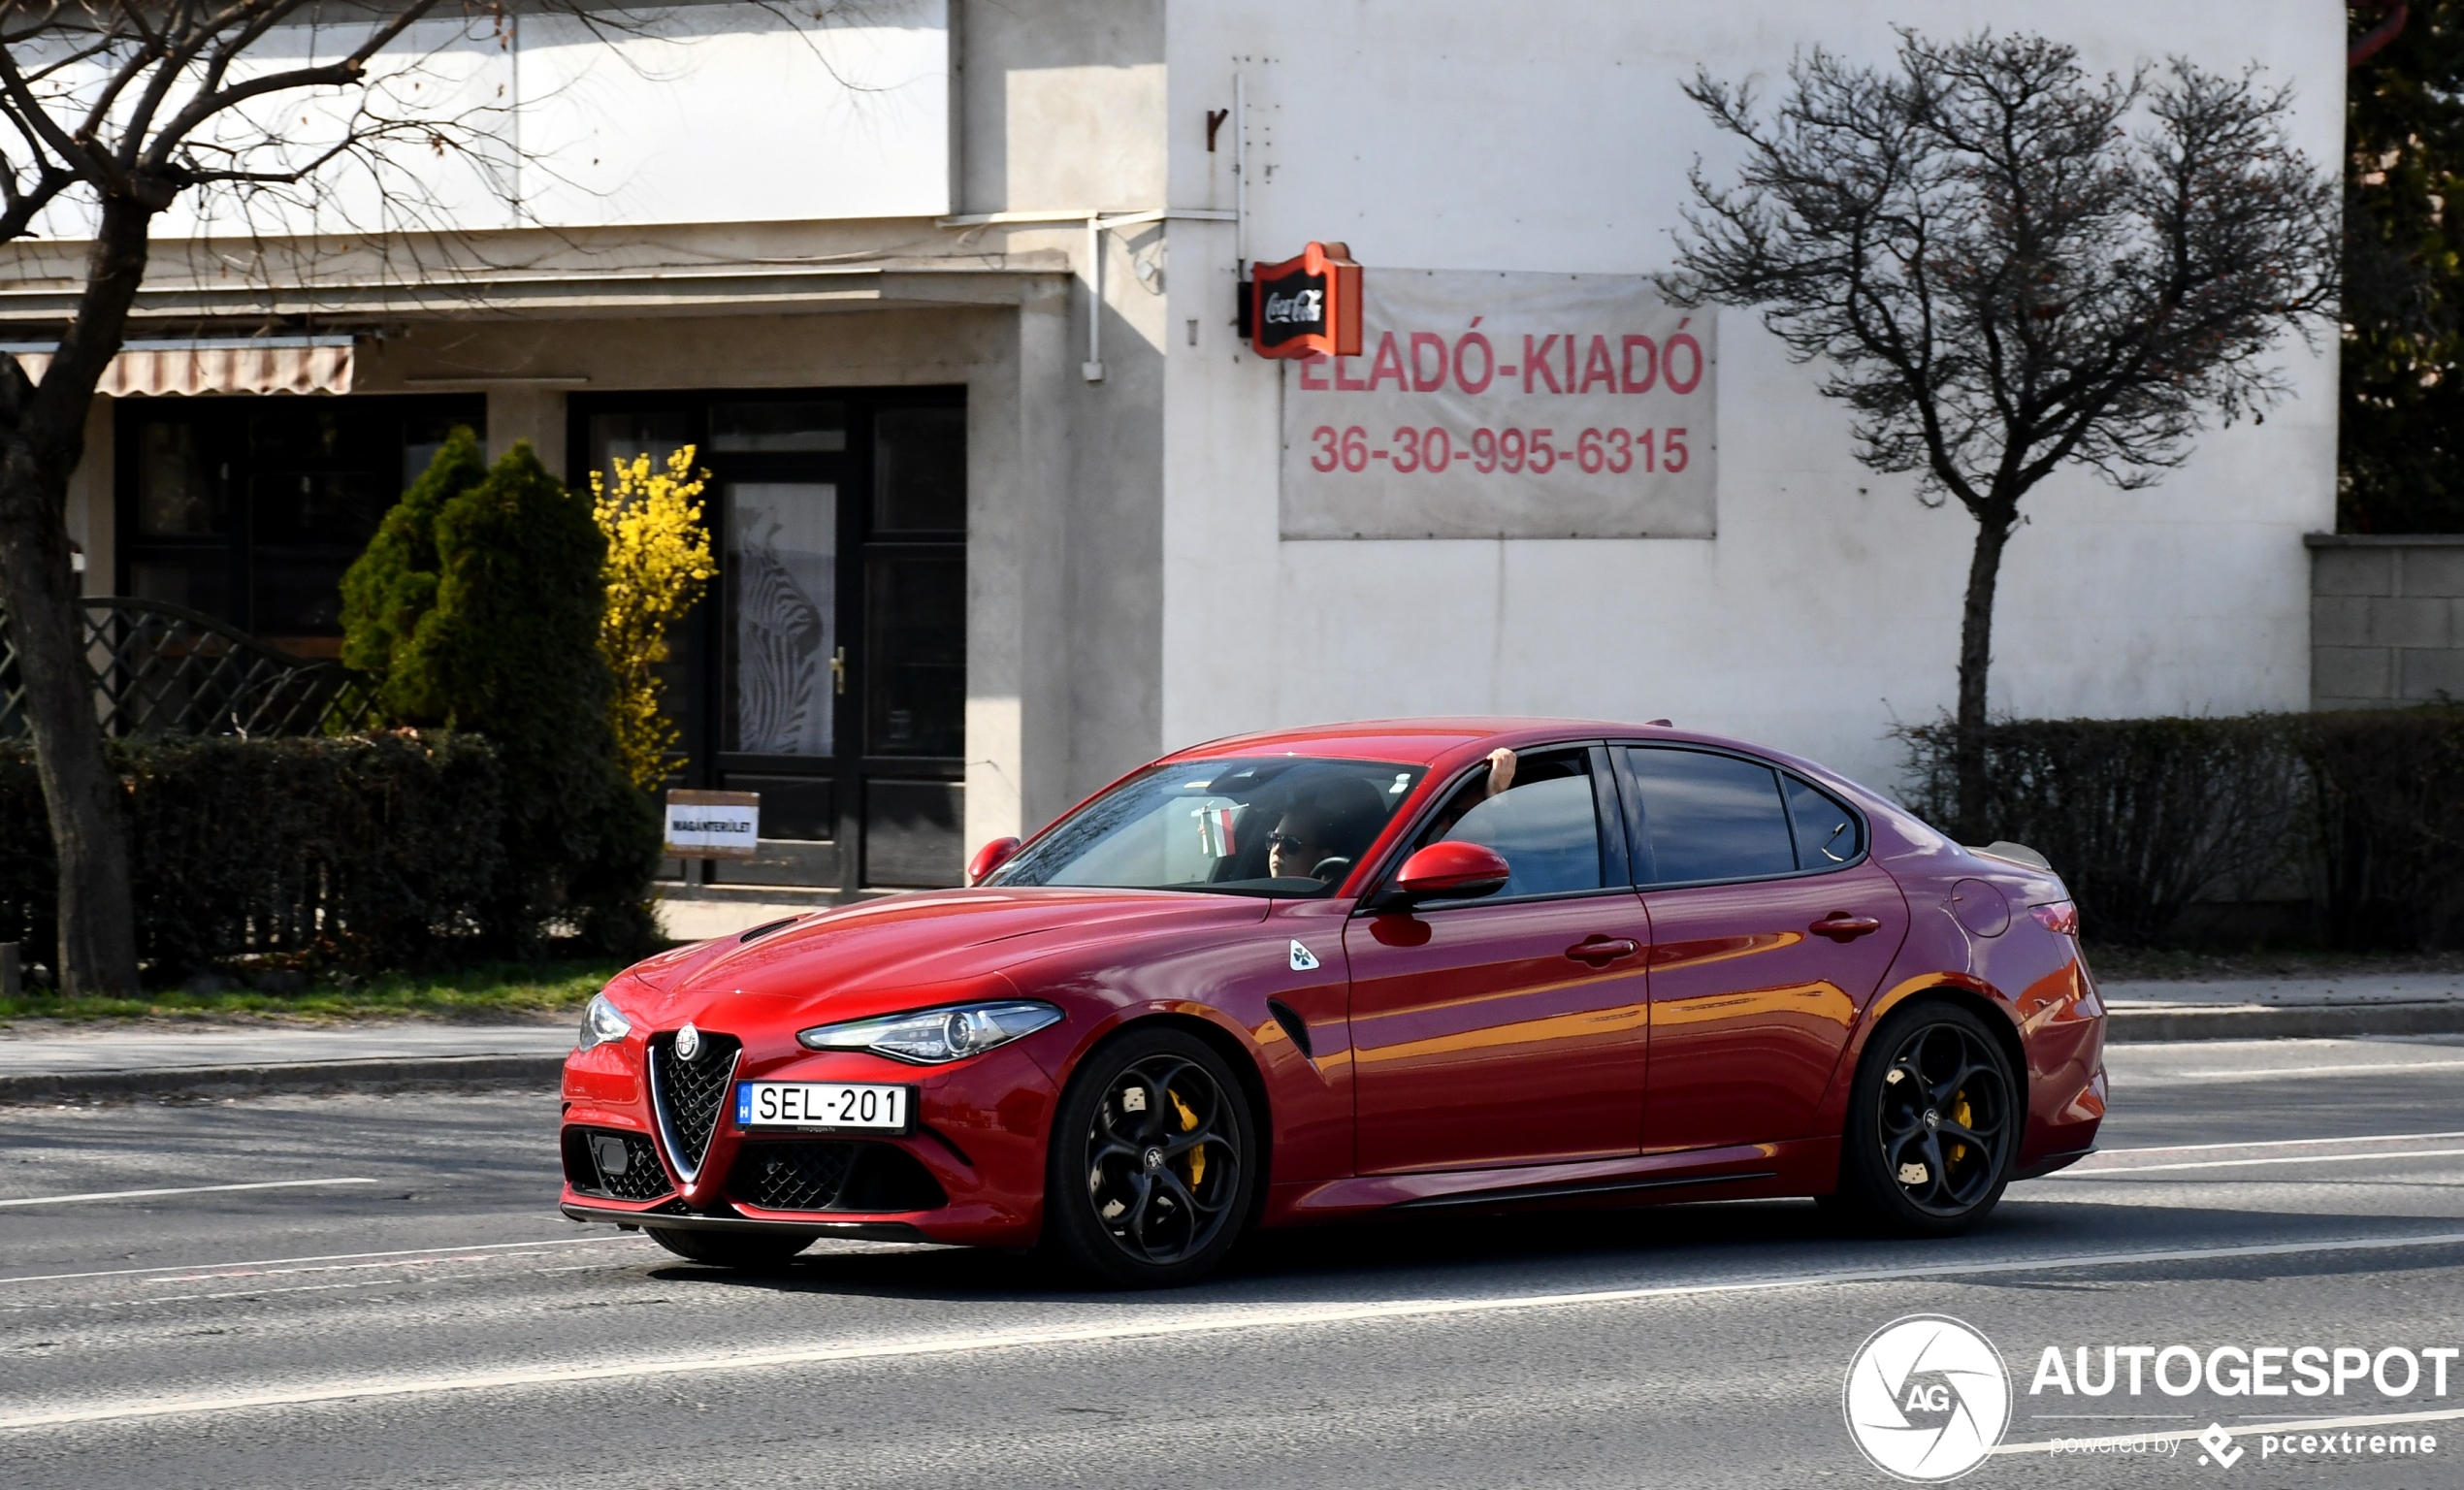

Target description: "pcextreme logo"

left=1844, top=1314, right=2013, bottom=1481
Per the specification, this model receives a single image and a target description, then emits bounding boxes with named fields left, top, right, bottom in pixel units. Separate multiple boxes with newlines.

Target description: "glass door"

left=719, top=476, right=844, bottom=886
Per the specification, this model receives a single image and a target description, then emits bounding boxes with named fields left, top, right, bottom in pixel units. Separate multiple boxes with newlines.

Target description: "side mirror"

left=966, top=836, right=1022, bottom=886
left=1388, top=841, right=1510, bottom=902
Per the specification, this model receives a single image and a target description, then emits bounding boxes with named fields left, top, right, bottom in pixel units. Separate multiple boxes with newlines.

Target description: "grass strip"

left=0, top=960, right=618, bottom=1024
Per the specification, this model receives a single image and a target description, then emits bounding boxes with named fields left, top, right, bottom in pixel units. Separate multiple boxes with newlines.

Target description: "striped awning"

left=7, top=336, right=352, bottom=396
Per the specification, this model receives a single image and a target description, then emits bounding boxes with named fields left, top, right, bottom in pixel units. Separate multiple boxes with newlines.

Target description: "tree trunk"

left=0, top=480, right=135, bottom=991
left=1952, top=502, right=2018, bottom=844
left=0, top=194, right=160, bottom=993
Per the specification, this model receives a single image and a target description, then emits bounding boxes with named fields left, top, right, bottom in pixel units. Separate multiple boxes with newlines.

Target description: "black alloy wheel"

left=1045, top=1026, right=1257, bottom=1287
left=645, top=1226, right=818, bottom=1270
left=1832, top=1001, right=2017, bottom=1236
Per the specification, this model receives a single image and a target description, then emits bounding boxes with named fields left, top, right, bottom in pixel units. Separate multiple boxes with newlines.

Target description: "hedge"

left=1901, top=707, right=2464, bottom=949
left=1, top=732, right=507, bottom=978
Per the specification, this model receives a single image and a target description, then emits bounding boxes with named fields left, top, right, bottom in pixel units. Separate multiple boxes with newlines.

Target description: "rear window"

left=1625, top=746, right=1864, bottom=885
left=1625, top=747, right=1799, bottom=886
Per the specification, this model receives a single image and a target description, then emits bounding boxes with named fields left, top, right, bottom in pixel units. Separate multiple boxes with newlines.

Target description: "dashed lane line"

left=2161, top=1059, right=2464, bottom=1083
left=0, top=1178, right=377, bottom=1209
left=0, top=1236, right=626, bottom=1287
left=1995, top=1403, right=2464, bottom=1456
left=2059, top=1148, right=2464, bottom=1177
left=2094, top=1130, right=2464, bottom=1155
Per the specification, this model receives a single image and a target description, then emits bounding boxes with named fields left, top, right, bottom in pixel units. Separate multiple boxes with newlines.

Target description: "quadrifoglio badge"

left=1844, top=1318, right=2455, bottom=1477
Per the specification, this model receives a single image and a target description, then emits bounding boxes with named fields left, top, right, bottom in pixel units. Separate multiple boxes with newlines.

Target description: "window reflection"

left=1627, top=748, right=1798, bottom=886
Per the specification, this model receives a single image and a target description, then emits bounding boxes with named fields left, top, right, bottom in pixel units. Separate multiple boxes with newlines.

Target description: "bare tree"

left=1660, top=30, right=2339, bottom=839
left=0, top=0, right=522, bottom=992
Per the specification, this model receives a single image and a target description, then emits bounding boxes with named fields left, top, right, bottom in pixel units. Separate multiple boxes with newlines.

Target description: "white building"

left=37, top=0, right=2344, bottom=907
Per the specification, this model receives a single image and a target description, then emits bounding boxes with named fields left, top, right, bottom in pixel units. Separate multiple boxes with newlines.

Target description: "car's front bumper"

left=558, top=1031, right=1061, bottom=1248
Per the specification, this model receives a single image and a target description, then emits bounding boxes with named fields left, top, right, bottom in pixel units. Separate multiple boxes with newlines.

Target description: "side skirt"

left=1264, top=1137, right=1838, bottom=1225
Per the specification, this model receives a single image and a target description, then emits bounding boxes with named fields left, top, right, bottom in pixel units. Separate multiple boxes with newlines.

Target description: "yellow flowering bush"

left=592, top=445, right=716, bottom=794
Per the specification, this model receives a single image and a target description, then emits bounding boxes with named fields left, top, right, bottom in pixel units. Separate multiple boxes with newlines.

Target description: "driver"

left=1265, top=776, right=1394, bottom=884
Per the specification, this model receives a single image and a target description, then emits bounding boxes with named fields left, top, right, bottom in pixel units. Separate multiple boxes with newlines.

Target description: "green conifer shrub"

left=343, top=438, right=658, bottom=954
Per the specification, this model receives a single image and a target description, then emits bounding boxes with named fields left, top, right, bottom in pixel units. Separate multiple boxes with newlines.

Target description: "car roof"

left=1160, top=717, right=1735, bottom=769
left=1151, top=717, right=1887, bottom=812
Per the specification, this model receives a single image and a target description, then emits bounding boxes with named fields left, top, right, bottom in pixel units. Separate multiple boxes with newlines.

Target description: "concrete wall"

left=958, top=0, right=1174, bottom=813
left=2310, top=535, right=2464, bottom=709
left=1158, top=0, right=2343, bottom=794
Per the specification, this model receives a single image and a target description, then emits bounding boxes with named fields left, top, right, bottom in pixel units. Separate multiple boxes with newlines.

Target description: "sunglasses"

left=1266, top=830, right=1312, bottom=851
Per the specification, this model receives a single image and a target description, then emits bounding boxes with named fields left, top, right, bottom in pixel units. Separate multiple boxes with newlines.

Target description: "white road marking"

left=116, top=1279, right=411, bottom=1308
left=0, top=1178, right=378, bottom=1209
left=2058, top=1148, right=2464, bottom=1178
left=8, top=1231, right=2464, bottom=1432
left=0, top=1236, right=622, bottom=1287
left=1995, top=1403, right=2464, bottom=1456
left=2096, top=1130, right=2464, bottom=1155
left=2161, top=1059, right=2464, bottom=1083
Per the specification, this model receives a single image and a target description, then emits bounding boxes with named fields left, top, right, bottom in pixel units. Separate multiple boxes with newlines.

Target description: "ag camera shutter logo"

left=1843, top=1314, right=2012, bottom=1481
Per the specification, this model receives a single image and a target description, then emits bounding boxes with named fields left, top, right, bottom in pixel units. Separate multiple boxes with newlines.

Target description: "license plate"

left=734, top=1082, right=911, bottom=1132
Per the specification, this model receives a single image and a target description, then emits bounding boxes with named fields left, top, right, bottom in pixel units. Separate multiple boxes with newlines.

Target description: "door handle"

left=1566, top=936, right=1639, bottom=965
left=1810, top=913, right=1883, bottom=942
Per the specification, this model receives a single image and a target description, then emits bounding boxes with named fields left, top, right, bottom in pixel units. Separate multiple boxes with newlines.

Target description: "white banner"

left=1281, top=271, right=1714, bottom=539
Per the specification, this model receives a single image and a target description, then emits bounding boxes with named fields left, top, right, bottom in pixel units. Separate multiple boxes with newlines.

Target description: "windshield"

left=988, top=756, right=1429, bottom=897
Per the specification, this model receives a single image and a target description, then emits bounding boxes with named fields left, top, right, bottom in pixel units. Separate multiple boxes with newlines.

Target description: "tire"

left=1832, top=1000, right=2019, bottom=1237
left=646, top=1226, right=817, bottom=1269
left=1044, top=1025, right=1259, bottom=1287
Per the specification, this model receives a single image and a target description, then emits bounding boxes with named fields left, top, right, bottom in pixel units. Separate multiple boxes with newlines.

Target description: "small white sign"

left=1289, top=940, right=1320, bottom=972
left=665, top=790, right=761, bottom=860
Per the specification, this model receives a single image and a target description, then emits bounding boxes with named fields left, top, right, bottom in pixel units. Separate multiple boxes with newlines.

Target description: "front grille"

left=562, top=1125, right=671, bottom=1202
left=648, top=1031, right=741, bottom=1180
left=729, top=1141, right=949, bottom=1214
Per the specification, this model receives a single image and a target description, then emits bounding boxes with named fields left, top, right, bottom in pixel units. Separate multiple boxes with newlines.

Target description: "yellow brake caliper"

left=1169, top=1089, right=1205, bottom=1188
left=1948, top=1091, right=1973, bottom=1168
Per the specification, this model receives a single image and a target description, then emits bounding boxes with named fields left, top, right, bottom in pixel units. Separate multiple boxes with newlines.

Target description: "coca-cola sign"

left=1248, top=242, right=1361, bottom=360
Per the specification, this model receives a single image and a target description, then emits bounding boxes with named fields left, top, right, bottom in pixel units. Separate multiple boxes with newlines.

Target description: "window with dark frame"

left=114, top=394, right=486, bottom=655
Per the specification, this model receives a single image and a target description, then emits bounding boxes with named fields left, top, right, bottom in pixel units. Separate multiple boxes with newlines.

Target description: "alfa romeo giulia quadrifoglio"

left=559, top=719, right=2106, bottom=1285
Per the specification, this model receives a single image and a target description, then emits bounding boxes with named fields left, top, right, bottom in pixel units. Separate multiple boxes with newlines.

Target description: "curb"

left=0, top=1053, right=566, bottom=1104
left=2105, top=1003, right=2464, bottom=1043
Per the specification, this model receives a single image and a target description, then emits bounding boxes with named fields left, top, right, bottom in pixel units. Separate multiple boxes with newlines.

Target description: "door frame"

left=567, top=385, right=967, bottom=900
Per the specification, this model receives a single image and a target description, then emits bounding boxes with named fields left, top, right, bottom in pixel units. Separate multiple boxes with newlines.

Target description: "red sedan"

left=560, top=719, right=2106, bottom=1285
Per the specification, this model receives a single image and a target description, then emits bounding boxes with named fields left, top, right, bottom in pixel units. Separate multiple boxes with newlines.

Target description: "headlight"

left=578, top=991, right=632, bottom=1051
left=797, top=1000, right=1062, bottom=1064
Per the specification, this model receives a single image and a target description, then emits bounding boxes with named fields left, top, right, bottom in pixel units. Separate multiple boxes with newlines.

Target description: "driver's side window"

left=1418, top=747, right=1606, bottom=901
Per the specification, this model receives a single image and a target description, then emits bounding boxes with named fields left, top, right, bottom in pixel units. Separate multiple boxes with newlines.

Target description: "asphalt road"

left=7, top=1037, right=2464, bottom=1488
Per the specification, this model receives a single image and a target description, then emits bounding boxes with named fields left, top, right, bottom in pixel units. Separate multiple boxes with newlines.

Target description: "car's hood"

left=613, top=888, right=1273, bottom=1029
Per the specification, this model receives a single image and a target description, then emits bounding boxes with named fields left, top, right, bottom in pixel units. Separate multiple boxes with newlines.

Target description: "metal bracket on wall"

left=936, top=208, right=1238, bottom=383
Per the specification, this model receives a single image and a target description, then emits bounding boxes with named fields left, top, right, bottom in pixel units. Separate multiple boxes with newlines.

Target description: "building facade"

left=34, top=0, right=2344, bottom=906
